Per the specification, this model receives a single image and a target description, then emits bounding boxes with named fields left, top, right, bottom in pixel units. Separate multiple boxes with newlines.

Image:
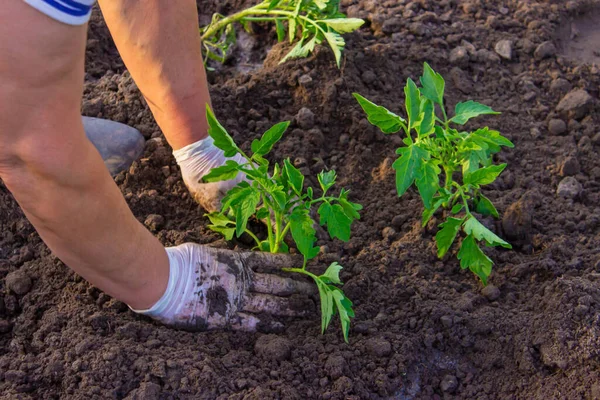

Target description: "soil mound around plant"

left=2, top=1, right=600, bottom=399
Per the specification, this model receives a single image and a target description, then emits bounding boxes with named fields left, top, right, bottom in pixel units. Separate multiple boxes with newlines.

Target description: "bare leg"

left=98, top=0, right=210, bottom=150
left=0, top=1, right=168, bottom=310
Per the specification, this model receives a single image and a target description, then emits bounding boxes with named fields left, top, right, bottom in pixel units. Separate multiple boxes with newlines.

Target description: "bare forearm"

left=98, top=0, right=211, bottom=150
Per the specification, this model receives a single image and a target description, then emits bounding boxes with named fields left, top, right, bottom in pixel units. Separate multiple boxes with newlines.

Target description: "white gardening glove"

left=173, top=136, right=246, bottom=212
left=131, top=243, right=315, bottom=331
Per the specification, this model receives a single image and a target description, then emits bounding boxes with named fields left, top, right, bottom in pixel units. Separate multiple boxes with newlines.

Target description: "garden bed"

left=1, top=0, right=600, bottom=398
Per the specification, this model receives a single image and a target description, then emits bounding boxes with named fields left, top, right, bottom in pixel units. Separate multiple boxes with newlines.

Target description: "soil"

left=2, top=0, right=600, bottom=399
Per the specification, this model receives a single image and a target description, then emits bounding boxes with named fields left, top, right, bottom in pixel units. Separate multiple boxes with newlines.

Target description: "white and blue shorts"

left=24, top=0, right=96, bottom=25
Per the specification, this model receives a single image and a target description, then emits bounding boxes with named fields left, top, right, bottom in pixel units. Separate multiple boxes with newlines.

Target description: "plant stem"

left=273, top=212, right=283, bottom=253
left=244, top=229, right=262, bottom=248
left=283, top=267, right=318, bottom=280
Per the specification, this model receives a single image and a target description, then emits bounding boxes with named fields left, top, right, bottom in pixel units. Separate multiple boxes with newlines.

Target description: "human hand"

left=135, top=243, right=315, bottom=331
left=174, top=136, right=246, bottom=212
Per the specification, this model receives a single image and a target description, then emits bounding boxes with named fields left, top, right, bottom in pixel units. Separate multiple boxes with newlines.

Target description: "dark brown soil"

left=2, top=1, right=600, bottom=399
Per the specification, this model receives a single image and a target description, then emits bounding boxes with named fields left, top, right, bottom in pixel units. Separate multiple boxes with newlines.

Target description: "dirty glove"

left=132, top=243, right=314, bottom=331
left=173, top=136, right=246, bottom=212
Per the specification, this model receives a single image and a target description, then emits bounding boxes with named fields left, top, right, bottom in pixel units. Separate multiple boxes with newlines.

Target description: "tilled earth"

left=2, top=0, right=600, bottom=399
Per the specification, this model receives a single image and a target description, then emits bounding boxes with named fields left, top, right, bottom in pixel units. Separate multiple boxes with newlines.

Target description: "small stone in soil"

left=495, top=40, right=513, bottom=60
left=6, top=270, right=32, bottom=295
left=295, top=107, right=315, bottom=130
left=559, top=157, right=580, bottom=177
left=254, top=335, right=292, bottom=361
left=440, top=315, right=453, bottom=328
left=557, top=177, right=582, bottom=199
left=364, top=337, right=392, bottom=357
left=548, top=119, right=567, bottom=135
left=534, top=41, right=556, bottom=60
left=556, top=89, right=593, bottom=120
left=482, top=285, right=501, bottom=301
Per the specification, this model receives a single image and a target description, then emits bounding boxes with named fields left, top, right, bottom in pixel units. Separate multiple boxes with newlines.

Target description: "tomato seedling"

left=354, top=63, right=514, bottom=284
left=200, top=0, right=364, bottom=68
left=203, top=106, right=361, bottom=340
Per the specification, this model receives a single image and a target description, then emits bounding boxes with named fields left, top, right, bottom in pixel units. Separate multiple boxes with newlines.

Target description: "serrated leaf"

left=324, top=31, right=345, bottom=67
left=435, top=217, right=464, bottom=258
left=251, top=121, right=289, bottom=156
left=255, top=207, right=269, bottom=220
left=318, top=202, right=352, bottom=241
left=283, top=159, right=304, bottom=195
left=415, top=160, right=440, bottom=209
left=318, top=170, right=337, bottom=192
left=320, top=18, right=364, bottom=33
left=229, top=186, right=261, bottom=237
left=463, top=216, right=511, bottom=248
left=275, top=19, right=286, bottom=41
left=206, top=106, right=240, bottom=157
left=451, top=100, right=500, bottom=125
left=475, top=194, right=499, bottom=218
left=464, top=164, right=507, bottom=186
left=280, top=36, right=317, bottom=64
left=420, top=62, right=445, bottom=106
left=393, top=145, right=429, bottom=196
left=321, top=262, right=343, bottom=284
left=457, top=234, right=493, bottom=285
left=202, top=160, right=241, bottom=183
left=290, top=208, right=319, bottom=260
left=332, top=287, right=354, bottom=342
left=461, top=151, right=482, bottom=176
left=405, top=78, right=422, bottom=132
left=338, top=197, right=361, bottom=221
left=353, top=93, right=405, bottom=134
left=271, top=189, right=287, bottom=210
left=418, top=98, right=435, bottom=136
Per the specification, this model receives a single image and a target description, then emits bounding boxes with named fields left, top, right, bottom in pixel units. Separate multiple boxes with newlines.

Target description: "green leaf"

left=320, top=18, right=364, bottom=33
left=316, top=280, right=334, bottom=334
left=393, top=144, right=429, bottom=196
left=321, top=261, right=343, bottom=284
left=451, top=101, right=500, bottom=125
left=206, top=106, right=240, bottom=157
left=275, top=19, right=286, bottom=42
left=417, top=98, right=435, bottom=136
left=463, top=216, right=511, bottom=248
left=280, top=36, right=317, bottom=64
left=422, top=196, right=445, bottom=227
left=313, top=0, right=328, bottom=9
left=457, top=234, right=493, bottom=285
left=420, top=62, right=445, bottom=106
left=475, top=194, right=499, bottom=218
left=353, top=93, right=405, bottom=134
left=318, top=170, right=337, bottom=192
left=290, top=208, right=319, bottom=260
left=324, top=31, right=345, bottom=67
left=201, top=160, right=241, bottom=183
left=271, top=189, right=287, bottom=211
left=283, top=159, right=304, bottom=195
left=233, top=188, right=261, bottom=237
left=208, top=225, right=236, bottom=241
left=318, top=202, right=352, bottom=242
left=338, top=197, right=362, bottom=221
left=451, top=203, right=464, bottom=214
left=268, top=0, right=282, bottom=11
left=332, top=287, right=354, bottom=342
left=251, top=121, right=289, bottom=156
left=288, top=18, right=297, bottom=43
left=255, top=207, right=270, bottom=220
left=415, top=160, right=440, bottom=209
left=435, top=217, right=464, bottom=258
left=464, top=164, right=507, bottom=186
left=461, top=151, right=482, bottom=176
left=404, top=78, right=422, bottom=131
left=206, top=212, right=235, bottom=227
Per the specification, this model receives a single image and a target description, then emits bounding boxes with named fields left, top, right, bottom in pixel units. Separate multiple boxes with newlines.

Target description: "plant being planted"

left=200, top=0, right=364, bottom=68
left=354, top=63, right=514, bottom=284
left=202, top=106, right=361, bottom=340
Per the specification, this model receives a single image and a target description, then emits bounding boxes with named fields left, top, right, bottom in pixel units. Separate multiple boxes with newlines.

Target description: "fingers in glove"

left=241, top=252, right=303, bottom=272
left=242, top=293, right=310, bottom=317
left=229, top=312, right=260, bottom=332
left=252, top=272, right=316, bottom=296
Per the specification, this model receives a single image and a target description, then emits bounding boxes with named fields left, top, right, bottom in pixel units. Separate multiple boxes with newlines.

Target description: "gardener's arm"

left=98, top=0, right=243, bottom=212
left=0, top=0, right=311, bottom=331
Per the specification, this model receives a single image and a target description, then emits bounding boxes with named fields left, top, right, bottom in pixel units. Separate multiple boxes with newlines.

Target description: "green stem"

left=244, top=229, right=262, bottom=248
left=280, top=221, right=291, bottom=240
left=283, top=267, right=317, bottom=278
left=443, top=165, right=453, bottom=188
left=264, top=195, right=275, bottom=251
left=273, top=212, right=283, bottom=253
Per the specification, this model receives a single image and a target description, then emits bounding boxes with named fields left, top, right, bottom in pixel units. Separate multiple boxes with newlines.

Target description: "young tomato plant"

left=200, top=0, right=364, bottom=68
left=354, top=63, right=514, bottom=284
left=203, top=106, right=361, bottom=341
